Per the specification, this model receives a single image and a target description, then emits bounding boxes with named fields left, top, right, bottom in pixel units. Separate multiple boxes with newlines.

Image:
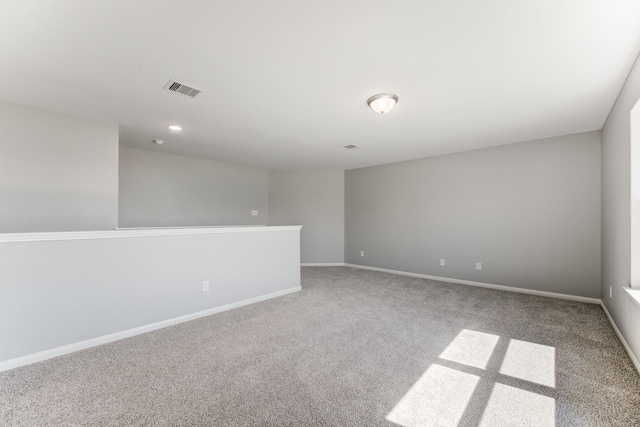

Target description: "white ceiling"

left=1, top=1, right=640, bottom=170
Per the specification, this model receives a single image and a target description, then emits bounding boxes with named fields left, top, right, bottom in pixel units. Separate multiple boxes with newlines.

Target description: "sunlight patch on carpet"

left=386, top=364, right=479, bottom=427
left=439, top=329, right=499, bottom=369
left=500, top=339, right=556, bottom=387
left=479, top=383, right=555, bottom=426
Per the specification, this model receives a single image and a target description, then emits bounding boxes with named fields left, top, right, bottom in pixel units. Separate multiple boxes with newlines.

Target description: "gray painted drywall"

left=346, top=131, right=601, bottom=298
left=268, top=170, right=344, bottom=263
left=119, top=147, right=268, bottom=227
left=0, top=100, right=118, bottom=232
left=602, top=52, right=640, bottom=362
left=0, top=228, right=301, bottom=362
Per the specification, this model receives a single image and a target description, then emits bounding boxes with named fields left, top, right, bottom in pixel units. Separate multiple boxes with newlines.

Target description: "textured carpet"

left=1, top=267, right=639, bottom=426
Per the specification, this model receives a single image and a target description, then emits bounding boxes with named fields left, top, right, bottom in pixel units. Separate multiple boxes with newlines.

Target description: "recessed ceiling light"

left=167, top=124, right=182, bottom=131
left=153, top=139, right=164, bottom=145
left=367, top=93, right=398, bottom=114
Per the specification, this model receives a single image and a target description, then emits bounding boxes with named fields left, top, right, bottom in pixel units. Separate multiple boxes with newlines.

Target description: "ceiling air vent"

left=344, top=144, right=360, bottom=149
left=163, top=79, right=202, bottom=98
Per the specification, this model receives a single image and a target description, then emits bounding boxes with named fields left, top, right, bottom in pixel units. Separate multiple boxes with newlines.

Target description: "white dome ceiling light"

left=367, top=93, right=398, bottom=114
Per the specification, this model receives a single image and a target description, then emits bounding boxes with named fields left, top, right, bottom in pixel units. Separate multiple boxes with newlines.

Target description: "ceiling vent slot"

left=344, top=144, right=360, bottom=149
left=163, top=79, right=202, bottom=98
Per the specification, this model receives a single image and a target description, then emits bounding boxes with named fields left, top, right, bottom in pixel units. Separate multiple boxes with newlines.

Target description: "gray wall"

left=119, top=147, right=268, bottom=227
left=602, top=52, right=640, bottom=361
left=0, top=100, right=118, bottom=232
left=346, top=131, right=601, bottom=298
left=268, top=170, right=344, bottom=263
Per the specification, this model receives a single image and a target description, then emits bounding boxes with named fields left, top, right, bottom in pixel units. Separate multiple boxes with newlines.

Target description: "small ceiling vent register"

left=344, top=144, right=360, bottom=149
left=163, top=79, right=202, bottom=98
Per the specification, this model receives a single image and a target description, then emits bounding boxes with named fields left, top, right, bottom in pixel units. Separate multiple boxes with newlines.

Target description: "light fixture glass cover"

left=367, top=93, right=398, bottom=114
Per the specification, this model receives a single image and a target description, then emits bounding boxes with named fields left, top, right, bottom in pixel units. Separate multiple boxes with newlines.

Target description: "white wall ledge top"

left=0, top=225, right=303, bottom=243
left=624, top=287, right=640, bottom=309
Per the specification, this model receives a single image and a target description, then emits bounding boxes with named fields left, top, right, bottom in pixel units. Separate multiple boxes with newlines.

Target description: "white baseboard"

left=600, top=302, right=640, bottom=374
left=301, top=263, right=345, bottom=267
left=0, top=286, right=302, bottom=373
left=344, top=263, right=601, bottom=304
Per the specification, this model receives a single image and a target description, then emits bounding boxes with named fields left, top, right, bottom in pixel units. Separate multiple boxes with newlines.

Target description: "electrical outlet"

left=440, top=259, right=445, bottom=267
left=360, top=251, right=365, bottom=257
left=202, top=281, right=210, bottom=292
left=251, top=210, right=259, bottom=216
left=476, top=262, right=482, bottom=271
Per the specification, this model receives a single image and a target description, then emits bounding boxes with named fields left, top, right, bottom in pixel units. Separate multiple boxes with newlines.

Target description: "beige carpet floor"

left=1, top=267, right=639, bottom=426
